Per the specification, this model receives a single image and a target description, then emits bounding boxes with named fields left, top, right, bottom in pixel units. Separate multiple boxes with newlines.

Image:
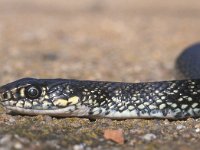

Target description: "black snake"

left=0, top=44, right=200, bottom=119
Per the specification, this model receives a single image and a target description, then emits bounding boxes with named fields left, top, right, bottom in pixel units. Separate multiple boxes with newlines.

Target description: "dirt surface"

left=0, top=0, right=200, bottom=149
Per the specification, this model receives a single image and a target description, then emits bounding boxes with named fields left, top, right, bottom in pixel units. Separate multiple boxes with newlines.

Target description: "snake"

left=0, top=44, right=200, bottom=119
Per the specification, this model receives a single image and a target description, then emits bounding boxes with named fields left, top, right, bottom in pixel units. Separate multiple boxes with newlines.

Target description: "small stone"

left=14, top=142, right=23, bottom=149
left=176, top=124, right=186, bottom=130
left=70, top=122, right=82, bottom=128
left=164, top=119, right=170, bottom=125
left=46, top=140, right=61, bottom=149
left=195, top=128, right=200, bottom=133
left=8, top=117, right=16, bottom=123
left=130, top=129, right=143, bottom=134
left=0, top=134, right=12, bottom=144
left=73, top=144, right=85, bottom=150
left=44, top=115, right=52, bottom=122
left=14, top=134, right=30, bottom=144
left=141, top=133, right=157, bottom=141
left=104, top=129, right=124, bottom=144
left=194, top=123, right=200, bottom=129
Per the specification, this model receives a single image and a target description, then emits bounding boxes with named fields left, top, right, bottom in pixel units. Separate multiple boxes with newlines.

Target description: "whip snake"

left=0, top=44, right=200, bottom=119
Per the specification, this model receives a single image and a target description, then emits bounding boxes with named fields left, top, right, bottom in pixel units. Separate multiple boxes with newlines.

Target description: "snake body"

left=0, top=44, right=200, bottom=119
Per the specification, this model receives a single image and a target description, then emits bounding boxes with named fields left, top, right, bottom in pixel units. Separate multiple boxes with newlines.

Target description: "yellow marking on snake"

left=53, top=96, right=79, bottom=107
left=20, top=88, right=25, bottom=97
left=44, top=95, right=49, bottom=99
left=68, top=96, right=79, bottom=105
left=42, top=87, right=46, bottom=95
left=53, top=99, right=68, bottom=107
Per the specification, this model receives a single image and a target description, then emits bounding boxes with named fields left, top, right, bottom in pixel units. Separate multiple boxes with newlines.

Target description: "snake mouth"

left=4, top=106, right=66, bottom=116
left=4, top=105, right=90, bottom=117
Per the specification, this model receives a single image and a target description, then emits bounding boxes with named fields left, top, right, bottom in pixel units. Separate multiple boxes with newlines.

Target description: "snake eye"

left=25, top=85, right=42, bottom=99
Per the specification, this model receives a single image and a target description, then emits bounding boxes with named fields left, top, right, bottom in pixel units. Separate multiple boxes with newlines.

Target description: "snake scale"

left=0, top=44, right=200, bottom=119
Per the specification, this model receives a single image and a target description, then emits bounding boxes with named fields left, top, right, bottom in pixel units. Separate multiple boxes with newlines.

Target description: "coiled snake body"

left=0, top=44, right=200, bottom=119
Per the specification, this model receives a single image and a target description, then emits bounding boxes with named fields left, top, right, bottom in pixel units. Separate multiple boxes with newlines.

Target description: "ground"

left=0, top=0, right=200, bottom=149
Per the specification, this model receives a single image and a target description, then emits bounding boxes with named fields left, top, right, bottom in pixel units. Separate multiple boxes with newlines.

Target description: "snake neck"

left=45, top=79, right=200, bottom=119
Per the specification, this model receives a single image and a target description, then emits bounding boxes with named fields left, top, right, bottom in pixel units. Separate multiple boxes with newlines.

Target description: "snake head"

left=0, top=78, right=81, bottom=116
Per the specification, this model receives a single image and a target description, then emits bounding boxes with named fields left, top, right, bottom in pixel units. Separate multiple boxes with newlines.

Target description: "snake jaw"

left=3, top=105, right=82, bottom=116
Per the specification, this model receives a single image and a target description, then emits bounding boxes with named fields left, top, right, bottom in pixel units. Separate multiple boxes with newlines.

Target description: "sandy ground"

left=0, top=0, right=200, bottom=149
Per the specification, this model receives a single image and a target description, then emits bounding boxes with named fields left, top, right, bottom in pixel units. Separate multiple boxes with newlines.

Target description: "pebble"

left=70, top=122, right=82, bottom=128
left=163, top=119, right=170, bottom=125
left=176, top=124, right=186, bottom=130
left=14, top=134, right=30, bottom=144
left=141, top=133, right=157, bottom=141
left=194, top=123, right=200, bottom=129
left=14, top=142, right=23, bottom=149
left=195, top=128, right=200, bottom=133
left=45, top=140, right=61, bottom=149
left=0, top=134, right=12, bottom=144
left=104, top=129, right=124, bottom=144
left=8, top=117, right=16, bottom=123
left=194, top=124, right=200, bottom=133
left=73, top=144, right=85, bottom=150
left=44, top=115, right=53, bottom=122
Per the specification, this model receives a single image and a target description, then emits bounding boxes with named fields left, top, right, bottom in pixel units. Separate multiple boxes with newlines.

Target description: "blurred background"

left=0, top=0, right=200, bottom=85
left=0, top=1, right=200, bottom=149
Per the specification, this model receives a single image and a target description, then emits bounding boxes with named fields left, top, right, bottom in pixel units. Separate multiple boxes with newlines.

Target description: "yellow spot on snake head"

left=20, top=88, right=25, bottom=97
left=53, top=96, right=79, bottom=107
